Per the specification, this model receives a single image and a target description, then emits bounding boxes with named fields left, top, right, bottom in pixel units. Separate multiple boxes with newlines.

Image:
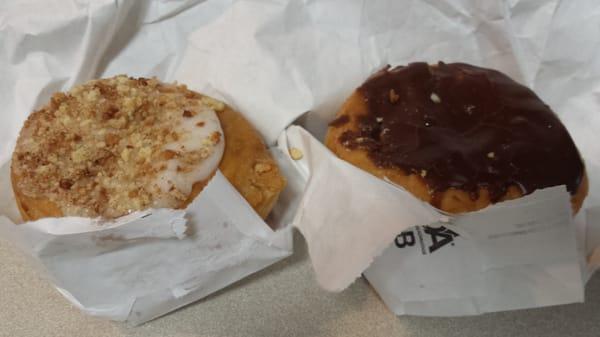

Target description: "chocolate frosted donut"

left=326, top=62, right=588, bottom=213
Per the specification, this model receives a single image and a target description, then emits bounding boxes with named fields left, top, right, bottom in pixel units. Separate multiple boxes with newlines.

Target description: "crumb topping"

left=289, top=148, right=303, bottom=160
left=12, top=75, right=225, bottom=218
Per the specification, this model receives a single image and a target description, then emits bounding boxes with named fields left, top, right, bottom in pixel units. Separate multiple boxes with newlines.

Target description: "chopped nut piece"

left=121, top=148, right=131, bottom=161
left=50, top=92, right=67, bottom=108
left=465, top=105, right=475, bottom=115
left=161, top=150, right=177, bottom=160
left=71, top=147, right=88, bottom=163
left=487, top=152, right=495, bottom=158
left=389, top=89, right=399, bottom=103
left=103, top=106, right=119, bottom=120
left=138, top=147, right=152, bottom=161
left=108, top=117, right=127, bottom=129
left=104, top=133, right=119, bottom=146
left=169, top=188, right=187, bottom=201
left=289, top=147, right=303, bottom=160
left=420, top=169, right=427, bottom=177
left=185, top=91, right=201, bottom=99
left=59, top=179, right=73, bottom=190
left=210, top=131, right=221, bottom=144
left=201, top=96, right=225, bottom=111
left=254, top=163, right=272, bottom=174
left=36, top=165, right=50, bottom=174
left=430, top=92, right=441, bottom=103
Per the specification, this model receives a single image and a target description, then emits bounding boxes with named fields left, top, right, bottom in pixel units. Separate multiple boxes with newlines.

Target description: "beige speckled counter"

left=1, top=231, right=599, bottom=337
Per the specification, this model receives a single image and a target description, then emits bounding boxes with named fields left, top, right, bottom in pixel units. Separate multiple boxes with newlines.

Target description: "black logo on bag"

left=394, top=226, right=459, bottom=254
left=423, top=226, right=459, bottom=253
left=394, top=231, right=416, bottom=248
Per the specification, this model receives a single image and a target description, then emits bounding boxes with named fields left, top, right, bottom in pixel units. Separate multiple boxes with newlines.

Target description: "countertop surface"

left=1, top=231, right=599, bottom=337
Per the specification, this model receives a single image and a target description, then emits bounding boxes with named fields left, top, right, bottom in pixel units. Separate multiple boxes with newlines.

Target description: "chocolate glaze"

left=338, top=62, right=584, bottom=202
left=329, top=114, right=350, bottom=127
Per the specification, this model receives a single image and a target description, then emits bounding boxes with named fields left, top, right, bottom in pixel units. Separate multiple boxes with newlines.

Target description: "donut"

left=11, top=75, right=285, bottom=221
left=326, top=62, right=588, bottom=214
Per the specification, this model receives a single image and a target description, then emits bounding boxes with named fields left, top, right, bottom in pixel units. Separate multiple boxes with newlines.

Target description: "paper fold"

left=0, top=171, right=293, bottom=323
left=283, top=125, right=588, bottom=315
left=284, top=126, right=442, bottom=291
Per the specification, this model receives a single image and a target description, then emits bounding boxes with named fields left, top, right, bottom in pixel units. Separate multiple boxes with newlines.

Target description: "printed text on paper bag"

left=395, top=226, right=459, bottom=255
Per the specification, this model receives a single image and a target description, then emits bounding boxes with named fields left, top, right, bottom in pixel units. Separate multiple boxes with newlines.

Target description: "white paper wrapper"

left=0, top=0, right=305, bottom=324
left=2, top=0, right=600, bottom=320
left=0, top=168, right=293, bottom=324
left=176, top=0, right=600, bottom=315
left=281, top=124, right=593, bottom=315
left=281, top=126, right=586, bottom=316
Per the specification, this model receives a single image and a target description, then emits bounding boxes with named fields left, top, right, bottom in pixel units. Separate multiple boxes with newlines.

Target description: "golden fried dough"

left=215, top=103, right=286, bottom=219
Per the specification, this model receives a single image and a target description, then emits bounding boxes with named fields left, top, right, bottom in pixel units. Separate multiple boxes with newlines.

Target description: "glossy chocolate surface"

left=337, top=62, right=584, bottom=201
